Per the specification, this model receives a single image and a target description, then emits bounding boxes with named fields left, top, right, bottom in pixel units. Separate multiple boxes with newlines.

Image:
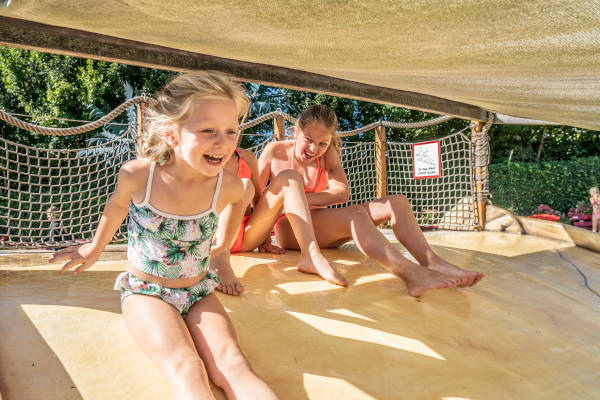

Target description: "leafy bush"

left=489, top=156, right=600, bottom=216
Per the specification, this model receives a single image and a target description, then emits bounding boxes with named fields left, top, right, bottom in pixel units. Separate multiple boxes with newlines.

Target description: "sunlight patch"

left=287, top=311, right=444, bottom=360
left=332, top=259, right=361, bottom=265
left=354, top=273, right=396, bottom=285
left=276, top=281, right=344, bottom=295
left=231, top=255, right=276, bottom=276
left=327, top=308, right=375, bottom=322
left=427, top=232, right=572, bottom=257
left=303, top=373, right=376, bottom=399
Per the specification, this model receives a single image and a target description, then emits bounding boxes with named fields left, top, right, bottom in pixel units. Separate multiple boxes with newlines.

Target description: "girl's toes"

left=235, top=282, right=244, bottom=294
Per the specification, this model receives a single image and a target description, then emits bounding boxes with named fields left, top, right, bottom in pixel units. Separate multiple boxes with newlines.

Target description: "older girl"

left=211, top=145, right=347, bottom=296
left=258, top=105, right=484, bottom=297
left=50, top=72, right=278, bottom=399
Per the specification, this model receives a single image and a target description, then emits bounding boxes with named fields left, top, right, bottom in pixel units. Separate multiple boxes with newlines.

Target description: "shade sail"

left=1, top=0, right=599, bottom=129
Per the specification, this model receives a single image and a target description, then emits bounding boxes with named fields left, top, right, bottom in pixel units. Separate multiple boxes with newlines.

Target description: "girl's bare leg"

left=360, top=195, right=484, bottom=287
left=186, top=293, right=278, bottom=400
left=593, top=215, right=599, bottom=233
left=243, top=169, right=347, bottom=286
left=211, top=179, right=255, bottom=296
left=276, top=205, right=461, bottom=297
left=122, top=295, right=215, bottom=400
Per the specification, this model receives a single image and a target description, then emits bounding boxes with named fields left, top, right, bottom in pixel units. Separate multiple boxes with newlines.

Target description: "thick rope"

left=239, top=110, right=296, bottom=131
left=239, top=110, right=454, bottom=138
left=471, top=113, right=494, bottom=202
left=0, top=96, right=153, bottom=136
left=2, top=98, right=455, bottom=139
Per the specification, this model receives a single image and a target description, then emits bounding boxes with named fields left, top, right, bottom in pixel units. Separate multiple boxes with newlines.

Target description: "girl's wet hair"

left=295, top=105, right=341, bottom=154
left=138, top=71, right=250, bottom=163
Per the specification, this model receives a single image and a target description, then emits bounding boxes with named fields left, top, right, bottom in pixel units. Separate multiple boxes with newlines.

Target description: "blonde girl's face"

left=172, top=97, right=239, bottom=176
left=295, top=122, right=333, bottom=163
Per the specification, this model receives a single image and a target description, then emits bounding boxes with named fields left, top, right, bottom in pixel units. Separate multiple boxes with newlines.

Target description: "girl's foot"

left=297, top=248, right=348, bottom=287
left=210, top=253, right=244, bottom=296
left=425, top=257, right=484, bottom=287
left=396, top=264, right=461, bottom=297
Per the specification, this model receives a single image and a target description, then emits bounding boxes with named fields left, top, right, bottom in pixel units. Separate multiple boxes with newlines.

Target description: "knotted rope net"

left=0, top=99, right=484, bottom=248
left=0, top=124, right=136, bottom=248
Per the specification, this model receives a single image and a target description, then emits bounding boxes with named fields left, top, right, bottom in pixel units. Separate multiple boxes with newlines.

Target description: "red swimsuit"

left=290, top=141, right=328, bottom=193
left=231, top=149, right=252, bottom=253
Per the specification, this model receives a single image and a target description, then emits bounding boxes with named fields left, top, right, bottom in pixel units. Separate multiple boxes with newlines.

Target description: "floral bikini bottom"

left=114, top=271, right=220, bottom=319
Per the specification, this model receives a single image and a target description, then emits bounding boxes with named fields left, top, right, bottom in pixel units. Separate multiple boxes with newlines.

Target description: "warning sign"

left=412, top=140, right=441, bottom=179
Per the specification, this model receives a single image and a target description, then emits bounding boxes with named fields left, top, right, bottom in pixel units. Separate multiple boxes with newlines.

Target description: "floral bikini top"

left=127, top=162, right=222, bottom=279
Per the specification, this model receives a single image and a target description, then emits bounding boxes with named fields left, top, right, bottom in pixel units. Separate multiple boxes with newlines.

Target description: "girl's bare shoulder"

left=263, top=140, right=293, bottom=160
left=220, top=169, right=244, bottom=198
left=118, top=158, right=153, bottom=189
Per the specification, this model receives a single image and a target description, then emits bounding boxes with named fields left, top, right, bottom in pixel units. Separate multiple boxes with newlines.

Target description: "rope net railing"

left=1, top=99, right=483, bottom=248
left=387, top=129, right=477, bottom=230
left=0, top=126, right=137, bottom=248
left=332, top=142, right=378, bottom=207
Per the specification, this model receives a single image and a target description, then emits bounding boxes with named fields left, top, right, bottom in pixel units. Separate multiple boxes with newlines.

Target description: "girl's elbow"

left=338, top=189, right=350, bottom=204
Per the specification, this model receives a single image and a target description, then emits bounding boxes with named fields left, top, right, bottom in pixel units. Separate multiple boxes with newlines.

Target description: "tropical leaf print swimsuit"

left=114, top=162, right=221, bottom=318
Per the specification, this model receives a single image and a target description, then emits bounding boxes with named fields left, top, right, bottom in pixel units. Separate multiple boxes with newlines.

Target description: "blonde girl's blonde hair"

left=591, top=187, right=599, bottom=196
left=294, top=105, right=342, bottom=154
left=138, top=71, right=250, bottom=164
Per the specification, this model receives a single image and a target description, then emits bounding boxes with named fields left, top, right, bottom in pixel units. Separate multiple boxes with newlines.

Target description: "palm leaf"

left=163, top=264, right=182, bottom=279
left=156, top=219, right=176, bottom=240
left=139, top=257, right=167, bottom=276
left=166, top=244, right=186, bottom=265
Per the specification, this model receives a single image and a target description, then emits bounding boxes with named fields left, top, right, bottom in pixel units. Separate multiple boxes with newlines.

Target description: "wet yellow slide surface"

left=1, top=231, right=599, bottom=399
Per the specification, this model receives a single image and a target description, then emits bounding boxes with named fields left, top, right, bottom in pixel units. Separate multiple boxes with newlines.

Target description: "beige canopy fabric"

left=1, top=0, right=599, bottom=130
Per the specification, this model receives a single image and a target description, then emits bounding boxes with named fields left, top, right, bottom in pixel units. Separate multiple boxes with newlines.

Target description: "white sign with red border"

left=412, top=140, right=441, bottom=179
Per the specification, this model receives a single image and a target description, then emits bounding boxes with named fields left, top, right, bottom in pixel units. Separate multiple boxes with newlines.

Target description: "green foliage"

left=489, top=157, right=600, bottom=216
left=0, top=47, right=175, bottom=148
left=282, top=90, right=470, bottom=144
left=488, top=124, right=600, bottom=163
left=1, top=47, right=599, bottom=165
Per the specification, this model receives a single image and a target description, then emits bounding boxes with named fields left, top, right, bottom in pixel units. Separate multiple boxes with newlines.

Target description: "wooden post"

left=375, top=125, right=387, bottom=199
left=471, top=120, right=487, bottom=230
left=273, top=115, right=285, bottom=141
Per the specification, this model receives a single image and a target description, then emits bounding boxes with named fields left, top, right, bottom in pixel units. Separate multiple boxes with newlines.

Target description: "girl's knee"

left=349, top=204, right=371, bottom=220
left=211, top=344, right=250, bottom=384
left=164, top=352, right=207, bottom=380
left=389, top=194, right=409, bottom=205
left=241, top=178, right=255, bottom=201
left=218, top=343, right=248, bottom=369
left=273, top=169, right=303, bottom=185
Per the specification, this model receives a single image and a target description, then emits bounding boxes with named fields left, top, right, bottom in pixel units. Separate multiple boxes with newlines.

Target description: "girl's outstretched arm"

left=50, top=162, right=138, bottom=275
left=305, top=148, right=349, bottom=207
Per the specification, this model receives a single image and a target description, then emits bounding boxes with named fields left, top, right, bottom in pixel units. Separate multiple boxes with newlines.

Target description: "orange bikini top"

left=290, top=142, right=328, bottom=193
left=235, top=149, right=252, bottom=179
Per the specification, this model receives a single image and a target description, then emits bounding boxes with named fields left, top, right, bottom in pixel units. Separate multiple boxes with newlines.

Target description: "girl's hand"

left=258, top=240, right=285, bottom=254
left=49, top=243, right=100, bottom=275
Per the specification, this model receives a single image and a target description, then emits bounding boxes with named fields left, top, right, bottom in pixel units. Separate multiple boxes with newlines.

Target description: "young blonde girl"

left=258, top=105, right=484, bottom=297
left=590, top=187, right=600, bottom=233
left=50, top=72, right=278, bottom=400
left=211, top=145, right=347, bottom=296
